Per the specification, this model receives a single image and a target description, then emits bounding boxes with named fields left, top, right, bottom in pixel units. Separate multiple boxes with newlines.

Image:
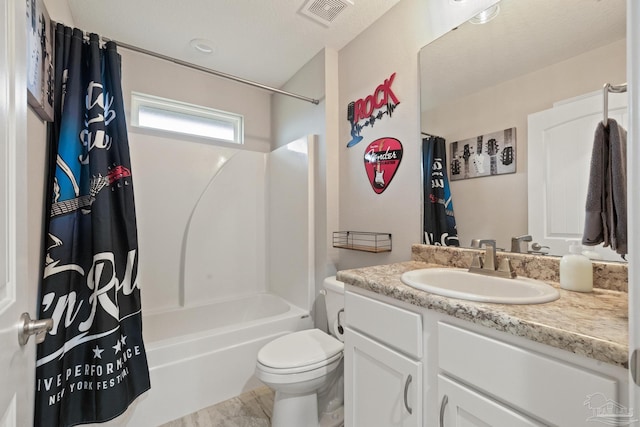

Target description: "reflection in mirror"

left=419, top=0, right=626, bottom=260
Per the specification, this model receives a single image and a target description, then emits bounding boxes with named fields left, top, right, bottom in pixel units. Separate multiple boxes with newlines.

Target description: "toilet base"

left=319, top=405, right=344, bottom=427
left=272, top=390, right=318, bottom=427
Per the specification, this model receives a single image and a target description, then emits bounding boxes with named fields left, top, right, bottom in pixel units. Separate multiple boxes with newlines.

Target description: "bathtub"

left=102, top=292, right=312, bottom=426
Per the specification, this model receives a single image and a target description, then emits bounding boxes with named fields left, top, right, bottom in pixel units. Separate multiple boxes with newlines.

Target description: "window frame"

left=130, top=92, right=244, bottom=145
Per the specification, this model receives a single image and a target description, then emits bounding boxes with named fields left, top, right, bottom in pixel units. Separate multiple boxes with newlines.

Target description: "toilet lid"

left=257, top=328, right=344, bottom=369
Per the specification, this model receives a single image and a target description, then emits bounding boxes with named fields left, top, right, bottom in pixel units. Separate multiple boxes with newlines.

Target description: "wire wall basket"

left=332, top=231, right=392, bottom=253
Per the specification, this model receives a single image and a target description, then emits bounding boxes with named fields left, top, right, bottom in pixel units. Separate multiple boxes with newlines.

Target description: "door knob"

left=18, top=312, right=53, bottom=346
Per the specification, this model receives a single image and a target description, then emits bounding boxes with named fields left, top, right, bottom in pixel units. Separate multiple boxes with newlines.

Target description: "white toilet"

left=255, top=276, right=345, bottom=427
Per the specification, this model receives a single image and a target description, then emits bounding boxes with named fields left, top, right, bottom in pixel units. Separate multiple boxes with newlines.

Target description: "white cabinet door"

left=344, top=328, right=422, bottom=427
left=438, top=375, right=544, bottom=427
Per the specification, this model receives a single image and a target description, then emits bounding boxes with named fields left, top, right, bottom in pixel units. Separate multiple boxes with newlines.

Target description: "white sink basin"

left=400, top=268, right=560, bottom=304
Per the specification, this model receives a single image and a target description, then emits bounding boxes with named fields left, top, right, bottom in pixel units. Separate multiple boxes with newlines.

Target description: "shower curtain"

left=423, top=135, right=459, bottom=247
left=35, top=25, right=150, bottom=426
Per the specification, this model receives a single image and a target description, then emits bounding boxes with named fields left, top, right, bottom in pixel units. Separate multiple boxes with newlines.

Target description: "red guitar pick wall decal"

left=363, top=137, right=403, bottom=194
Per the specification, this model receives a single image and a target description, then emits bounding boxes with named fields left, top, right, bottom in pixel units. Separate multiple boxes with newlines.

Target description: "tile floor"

left=161, top=386, right=274, bottom=427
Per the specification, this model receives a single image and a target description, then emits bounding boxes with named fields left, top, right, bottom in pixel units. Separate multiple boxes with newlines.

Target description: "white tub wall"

left=267, top=136, right=316, bottom=312
left=129, top=137, right=241, bottom=311
left=117, top=47, right=273, bottom=313
left=183, top=149, right=268, bottom=305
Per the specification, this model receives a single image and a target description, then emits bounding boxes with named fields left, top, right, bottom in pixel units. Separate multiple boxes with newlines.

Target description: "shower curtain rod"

left=422, top=132, right=443, bottom=139
left=52, top=22, right=320, bottom=105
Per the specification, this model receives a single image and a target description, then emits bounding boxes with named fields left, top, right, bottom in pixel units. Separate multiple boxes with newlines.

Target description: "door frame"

left=1, top=0, right=34, bottom=425
left=628, top=0, right=640, bottom=422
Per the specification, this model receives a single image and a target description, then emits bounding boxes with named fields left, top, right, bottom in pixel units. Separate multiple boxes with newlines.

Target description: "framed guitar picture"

left=449, top=127, right=516, bottom=181
left=26, top=0, right=54, bottom=122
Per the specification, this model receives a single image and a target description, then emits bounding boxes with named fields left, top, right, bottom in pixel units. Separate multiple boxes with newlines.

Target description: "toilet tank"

left=323, top=276, right=345, bottom=340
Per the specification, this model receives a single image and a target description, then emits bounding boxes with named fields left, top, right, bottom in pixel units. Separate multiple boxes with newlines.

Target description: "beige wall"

left=423, top=38, right=626, bottom=250
left=26, top=108, right=48, bottom=312
left=43, top=0, right=74, bottom=23
left=337, top=0, right=424, bottom=270
left=335, top=0, right=499, bottom=270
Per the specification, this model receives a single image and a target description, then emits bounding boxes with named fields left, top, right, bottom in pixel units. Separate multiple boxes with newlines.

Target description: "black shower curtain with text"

left=423, top=135, right=459, bottom=247
left=35, top=24, right=150, bottom=427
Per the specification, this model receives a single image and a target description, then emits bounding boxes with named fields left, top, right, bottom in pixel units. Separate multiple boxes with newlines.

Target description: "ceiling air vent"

left=299, top=0, right=354, bottom=27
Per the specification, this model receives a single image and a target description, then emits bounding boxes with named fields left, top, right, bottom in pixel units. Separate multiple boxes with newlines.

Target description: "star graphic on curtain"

left=113, top=340, right=122, bottom=354
left=92, top=345, right=104, bottom=359
left=120, top=334, right=127, bottom=347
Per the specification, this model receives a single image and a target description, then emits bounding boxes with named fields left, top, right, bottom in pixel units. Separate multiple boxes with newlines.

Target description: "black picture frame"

left=26, top=0, right=54, bottom=122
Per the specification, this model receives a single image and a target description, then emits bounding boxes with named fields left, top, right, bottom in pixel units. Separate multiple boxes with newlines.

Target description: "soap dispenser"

left=560, top=241, right=593, bottom=292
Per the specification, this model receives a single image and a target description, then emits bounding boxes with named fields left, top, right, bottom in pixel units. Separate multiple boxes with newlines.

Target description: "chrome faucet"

left=468, top=239, right=516, bottom=279
left=470, top=238, right=492, bottom=248
left=510, top=234, right=532, bottom=253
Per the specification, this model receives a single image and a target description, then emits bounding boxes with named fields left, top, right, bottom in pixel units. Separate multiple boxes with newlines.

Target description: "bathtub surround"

left=337, top=244, right=628, bottom=367
left=63, top=124, right=317, bottom=426
left=132, top=137, right=316, bottom=313
left=268, top=136, right=318, bottom=311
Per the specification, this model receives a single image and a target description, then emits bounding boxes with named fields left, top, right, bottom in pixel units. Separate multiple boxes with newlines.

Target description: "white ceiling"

left=67, top=0, right=400, bottom=89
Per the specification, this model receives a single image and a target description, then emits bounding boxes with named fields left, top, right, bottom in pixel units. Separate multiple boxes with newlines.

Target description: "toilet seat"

left=257, top=329, right=344, bottom=372
left=257, top=352, right=343, bottom=375
left=256, top=353, right=343, bottom=385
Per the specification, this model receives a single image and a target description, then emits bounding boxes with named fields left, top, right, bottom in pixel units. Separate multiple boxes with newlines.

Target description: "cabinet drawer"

left=438, top=322, right=618, bottom=426
left=345, top=291, right=422, bottom=359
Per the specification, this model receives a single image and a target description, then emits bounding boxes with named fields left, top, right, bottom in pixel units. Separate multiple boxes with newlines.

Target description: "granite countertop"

left=336, top=259, right=629, bottom=368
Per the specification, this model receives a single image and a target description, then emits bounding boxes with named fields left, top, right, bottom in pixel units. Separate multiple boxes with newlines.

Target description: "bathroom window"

left=130, top=92, right=244, bottom=144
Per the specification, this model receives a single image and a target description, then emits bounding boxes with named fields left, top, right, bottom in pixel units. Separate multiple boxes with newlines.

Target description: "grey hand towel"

left=582, top=118, right=627, bottom=256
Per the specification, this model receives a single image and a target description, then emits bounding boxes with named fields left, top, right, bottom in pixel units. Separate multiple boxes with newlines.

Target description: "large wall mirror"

left=419, top=0, right=626, bottom=261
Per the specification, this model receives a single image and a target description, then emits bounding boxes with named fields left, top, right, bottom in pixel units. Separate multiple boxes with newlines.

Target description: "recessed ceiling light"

left=190, top=38, right=215, bottom=54
left=469, top=4, right=500, bottom=24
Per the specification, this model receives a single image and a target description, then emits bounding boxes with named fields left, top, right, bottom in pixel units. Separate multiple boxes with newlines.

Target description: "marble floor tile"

left=161, top=386, right=274, bottom=427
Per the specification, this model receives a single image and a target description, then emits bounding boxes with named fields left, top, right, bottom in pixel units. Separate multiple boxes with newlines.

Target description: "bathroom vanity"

left=338, top=245, right=629, bottom=427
